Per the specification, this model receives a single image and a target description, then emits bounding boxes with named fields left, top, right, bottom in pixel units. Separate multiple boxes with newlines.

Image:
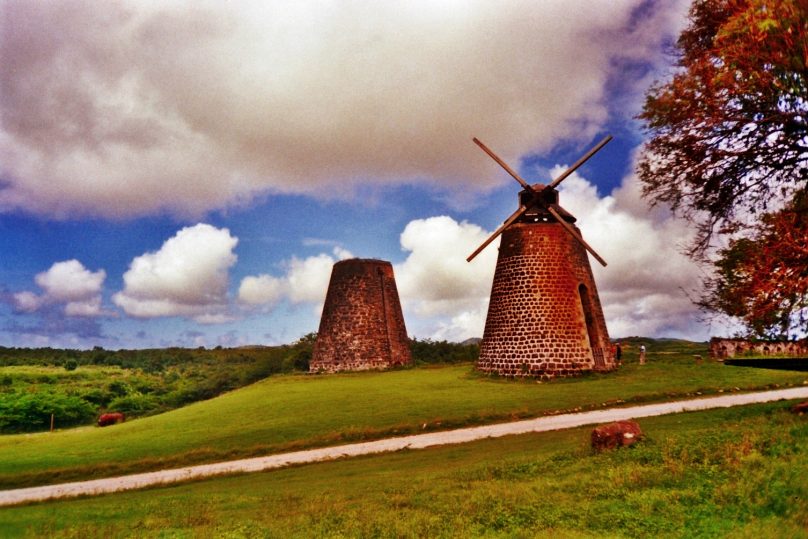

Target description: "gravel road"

left=2, top=386, right=806, bottom=507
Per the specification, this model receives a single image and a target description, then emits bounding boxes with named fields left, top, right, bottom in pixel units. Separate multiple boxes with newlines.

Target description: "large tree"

left=638, top=0, right=807, bottom=338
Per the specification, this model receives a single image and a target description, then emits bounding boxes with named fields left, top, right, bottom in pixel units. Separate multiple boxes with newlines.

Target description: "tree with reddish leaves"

left=699, top=192, right=807, bottom=338
left=638, top=0, right=807, bottom=338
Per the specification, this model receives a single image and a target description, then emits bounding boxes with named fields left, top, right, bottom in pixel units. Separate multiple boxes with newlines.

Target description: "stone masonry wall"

left=709, top=337, right=808, bottom=359
left=311, top=259, right=411, bottom=373
left=477, top=222, right=614, bottom=378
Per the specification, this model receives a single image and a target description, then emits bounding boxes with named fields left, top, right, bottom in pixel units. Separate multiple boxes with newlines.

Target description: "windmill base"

left=475, top=223, right=616, bottom=379
left=476, top=359, right=613, bottom=380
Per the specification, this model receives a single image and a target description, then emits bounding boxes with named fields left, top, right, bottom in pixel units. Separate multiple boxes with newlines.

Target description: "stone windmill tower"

left=468, top=136, right=615, bottom=378
left=310, top=258, right=411, bottom=373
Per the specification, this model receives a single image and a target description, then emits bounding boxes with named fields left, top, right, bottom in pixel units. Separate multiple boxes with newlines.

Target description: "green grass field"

left=1, top=340, right=806, bottom=491
left=2, top=402, right=806, bottom=538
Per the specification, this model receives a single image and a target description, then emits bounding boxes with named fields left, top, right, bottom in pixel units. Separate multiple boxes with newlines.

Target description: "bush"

left=107, top=380, right=130, bottom=397
left=409, top=338, right=479, bottom=364
left=81, top=388, right=112, bottom=407
left=0, top=392, right=95, bottom=433
left=107, top=394, right=159, bottom=417
left=64, top=359, right=78, bottom=371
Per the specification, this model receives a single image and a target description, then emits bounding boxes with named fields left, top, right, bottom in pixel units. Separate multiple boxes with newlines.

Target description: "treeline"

left=409, top=338, right=479, bottom=364
left=0, top=335, right=478, bottom=371
left=0, top=338, right=314, bottom=373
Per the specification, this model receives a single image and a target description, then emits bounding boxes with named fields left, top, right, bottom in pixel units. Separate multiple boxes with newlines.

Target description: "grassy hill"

left=0, top=336, right=477, bottom=435
left=2, top=401, right=806, bottom=538
left=0, top=338, right=318, bottom=434
left=1, top=339, right=806, bottom=491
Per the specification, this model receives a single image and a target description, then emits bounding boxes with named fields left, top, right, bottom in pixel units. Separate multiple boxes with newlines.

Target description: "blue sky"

left=0, top=0, right=736, bottom=350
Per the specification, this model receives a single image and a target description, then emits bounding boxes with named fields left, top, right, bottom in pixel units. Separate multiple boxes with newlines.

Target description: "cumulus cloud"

left=394, top=216, right=497, bottom=341
left=13, top=291, right=42, bottom=313
left=13, top=260, right=107, bottom=317
left=112, top=223, right=238, bottom=321
left=1, top=0, right=688, bottom=218
left=238, top=275, right=284, bottom=307
left=238, top=246, right=353, bottom=309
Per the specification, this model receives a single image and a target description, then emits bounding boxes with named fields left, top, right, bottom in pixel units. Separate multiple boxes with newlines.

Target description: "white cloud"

left=0, top=0, right=688, bottom=219
left=238, top=275, right=283, bottom=306
left=394, top=216, right=497, bottom=340
left=34, top=259, right=106, bottom=302
left=64, top=297, right=104, bottom=317
left=13, top=259, right=107, bottom=317
left=238, top=246, right=353, bottom=309
left=13, top=291, right=43, bottom=313
left=284, top=254, right=340, bottom=305
left=113, top=223, right=238, bottom=321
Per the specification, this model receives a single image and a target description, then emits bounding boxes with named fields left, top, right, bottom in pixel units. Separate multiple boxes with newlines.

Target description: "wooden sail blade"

left=546, top=206, right=607, bottom=267
left=473, top=138, right=536, bottom=193
left=467, top=205, right=528, bottom=262
left=547, top=135, right=613, bottom=190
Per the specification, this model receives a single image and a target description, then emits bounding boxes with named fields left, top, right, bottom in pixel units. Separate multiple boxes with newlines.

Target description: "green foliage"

left=0, top=337, right=325, bottom=433
left=80, top=388, right=112, bottom=407
left=107, top=394, right=159, bottom=416
left=0, top=392, right=95, bottom=432
left=409, top=338, right=479, bottom=364
left=107, top=380, right=129, bottom=397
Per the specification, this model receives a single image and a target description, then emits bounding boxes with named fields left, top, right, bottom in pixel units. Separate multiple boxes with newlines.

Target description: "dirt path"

left=2, top=386, right=806, bottom=507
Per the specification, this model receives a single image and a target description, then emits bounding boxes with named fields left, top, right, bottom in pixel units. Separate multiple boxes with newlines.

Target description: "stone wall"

left=709, top=337, right=808, bottom=359
left=477, top=222, right=614, bottom=378
left=311, top=259, right=411, bottom=373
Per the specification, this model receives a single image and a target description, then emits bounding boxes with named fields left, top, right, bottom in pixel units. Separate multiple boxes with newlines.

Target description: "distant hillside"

left=0, top=336, right=317, bottom=434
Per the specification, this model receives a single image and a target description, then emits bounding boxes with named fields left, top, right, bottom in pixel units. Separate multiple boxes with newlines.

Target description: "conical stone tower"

left=477, top=216, right=612, bottom=378
left=467, top=136, right=616, bottom=378
left=311, top=258, right=411, bottom=373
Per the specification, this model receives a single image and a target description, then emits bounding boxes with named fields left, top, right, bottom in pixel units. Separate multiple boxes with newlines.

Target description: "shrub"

left=107, top=394, right=159, bottom=417
left=410, top=338, right=479, bottom=364
left=81, top=388, right=112, bottom=407
left=0, top=392, right=95, bottom=433
left=107, top=380, right=130, bottom=397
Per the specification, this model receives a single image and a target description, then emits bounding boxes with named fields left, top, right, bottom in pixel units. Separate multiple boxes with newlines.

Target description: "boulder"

left=591, top=419, right=643, bottom=451
left=98, top=412, right=126, bottom=427
left=791, top=401, right=808, bottom=415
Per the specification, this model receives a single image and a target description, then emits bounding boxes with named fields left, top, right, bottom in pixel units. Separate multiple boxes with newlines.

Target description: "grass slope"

left=1, top=341, right=806, bottom=490
left=2, top=402, right=806, bottom=538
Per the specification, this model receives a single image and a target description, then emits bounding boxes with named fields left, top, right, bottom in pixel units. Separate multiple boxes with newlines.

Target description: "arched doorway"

left=579, top=283, right=604, bottom=367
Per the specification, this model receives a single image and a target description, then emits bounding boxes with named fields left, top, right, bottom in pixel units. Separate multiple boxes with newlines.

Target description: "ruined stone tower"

left=311, top=258, right=411, bottom=373
left=468, top=136, right=616, bottom=378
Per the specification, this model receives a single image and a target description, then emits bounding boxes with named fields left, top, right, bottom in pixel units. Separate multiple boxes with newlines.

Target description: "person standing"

left=615, top=343, right=622, bottom=366
left=639, top=344, right=646, bottom=365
